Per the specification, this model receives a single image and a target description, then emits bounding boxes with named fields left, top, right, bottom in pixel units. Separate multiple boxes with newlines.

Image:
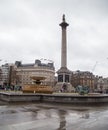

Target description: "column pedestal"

left=54, top=67, right=74, bottom=92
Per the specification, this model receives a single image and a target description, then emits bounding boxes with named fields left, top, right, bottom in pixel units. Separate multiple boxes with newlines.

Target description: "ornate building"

left=71, top=70, right=95, bottom=92
left=15, top=60, right=55, bottom=86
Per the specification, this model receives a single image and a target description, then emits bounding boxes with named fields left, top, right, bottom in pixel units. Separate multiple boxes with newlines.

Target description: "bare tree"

left=8, top=66, right=20, bottom=86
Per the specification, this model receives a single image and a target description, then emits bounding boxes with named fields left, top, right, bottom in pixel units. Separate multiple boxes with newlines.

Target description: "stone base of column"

left=54, top=82, right=75, bottom=93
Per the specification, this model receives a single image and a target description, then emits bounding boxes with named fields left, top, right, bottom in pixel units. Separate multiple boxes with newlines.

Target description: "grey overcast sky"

left=0, top=0, right=108, bottom=77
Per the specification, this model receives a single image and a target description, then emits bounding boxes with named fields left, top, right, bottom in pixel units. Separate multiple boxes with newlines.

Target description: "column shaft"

left=61, top=28, right=67, bottom=68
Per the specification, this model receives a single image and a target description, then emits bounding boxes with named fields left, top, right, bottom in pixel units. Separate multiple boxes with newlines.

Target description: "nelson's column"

left=55, top=15, right=74, bottom=92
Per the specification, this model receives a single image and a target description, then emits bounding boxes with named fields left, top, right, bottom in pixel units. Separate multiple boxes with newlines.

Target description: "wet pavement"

left=0, top=102, right=108, bottom=130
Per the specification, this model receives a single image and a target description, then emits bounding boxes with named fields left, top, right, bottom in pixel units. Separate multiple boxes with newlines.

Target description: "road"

left=0, top=102, right=108, bottom=130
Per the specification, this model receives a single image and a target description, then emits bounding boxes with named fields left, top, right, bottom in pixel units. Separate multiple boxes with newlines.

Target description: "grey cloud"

left=0, top=0, right=108, bottom=77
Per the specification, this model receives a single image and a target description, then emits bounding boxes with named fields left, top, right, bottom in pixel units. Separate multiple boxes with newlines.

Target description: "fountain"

left=22, top=76, right=53, bottom=94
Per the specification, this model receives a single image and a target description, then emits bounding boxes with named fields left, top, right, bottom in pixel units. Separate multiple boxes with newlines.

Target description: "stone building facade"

left=15, top=60, right=55, bottom=86
left=71, top=70, right=95, bottom=92
left=96, top=77, right=108, bottom=93
left=0, top=63, right=13, bottom=85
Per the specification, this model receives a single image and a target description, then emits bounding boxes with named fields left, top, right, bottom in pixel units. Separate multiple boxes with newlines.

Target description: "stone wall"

left=0, top=92, right=108, bottom=105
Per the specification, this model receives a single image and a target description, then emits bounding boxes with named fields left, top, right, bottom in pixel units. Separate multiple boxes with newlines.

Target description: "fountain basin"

left=22, top=76, right=53, bottom=94
left=22, top=85, right=53, bottom=94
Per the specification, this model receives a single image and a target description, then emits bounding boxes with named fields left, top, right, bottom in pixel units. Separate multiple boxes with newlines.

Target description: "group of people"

left=0, top=85, right=22, bottom=91
left=60, top=83, right=67, bottom=92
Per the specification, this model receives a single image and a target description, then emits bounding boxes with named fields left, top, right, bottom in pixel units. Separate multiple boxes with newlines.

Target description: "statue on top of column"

left=63, top=14, right=65, bottom=22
